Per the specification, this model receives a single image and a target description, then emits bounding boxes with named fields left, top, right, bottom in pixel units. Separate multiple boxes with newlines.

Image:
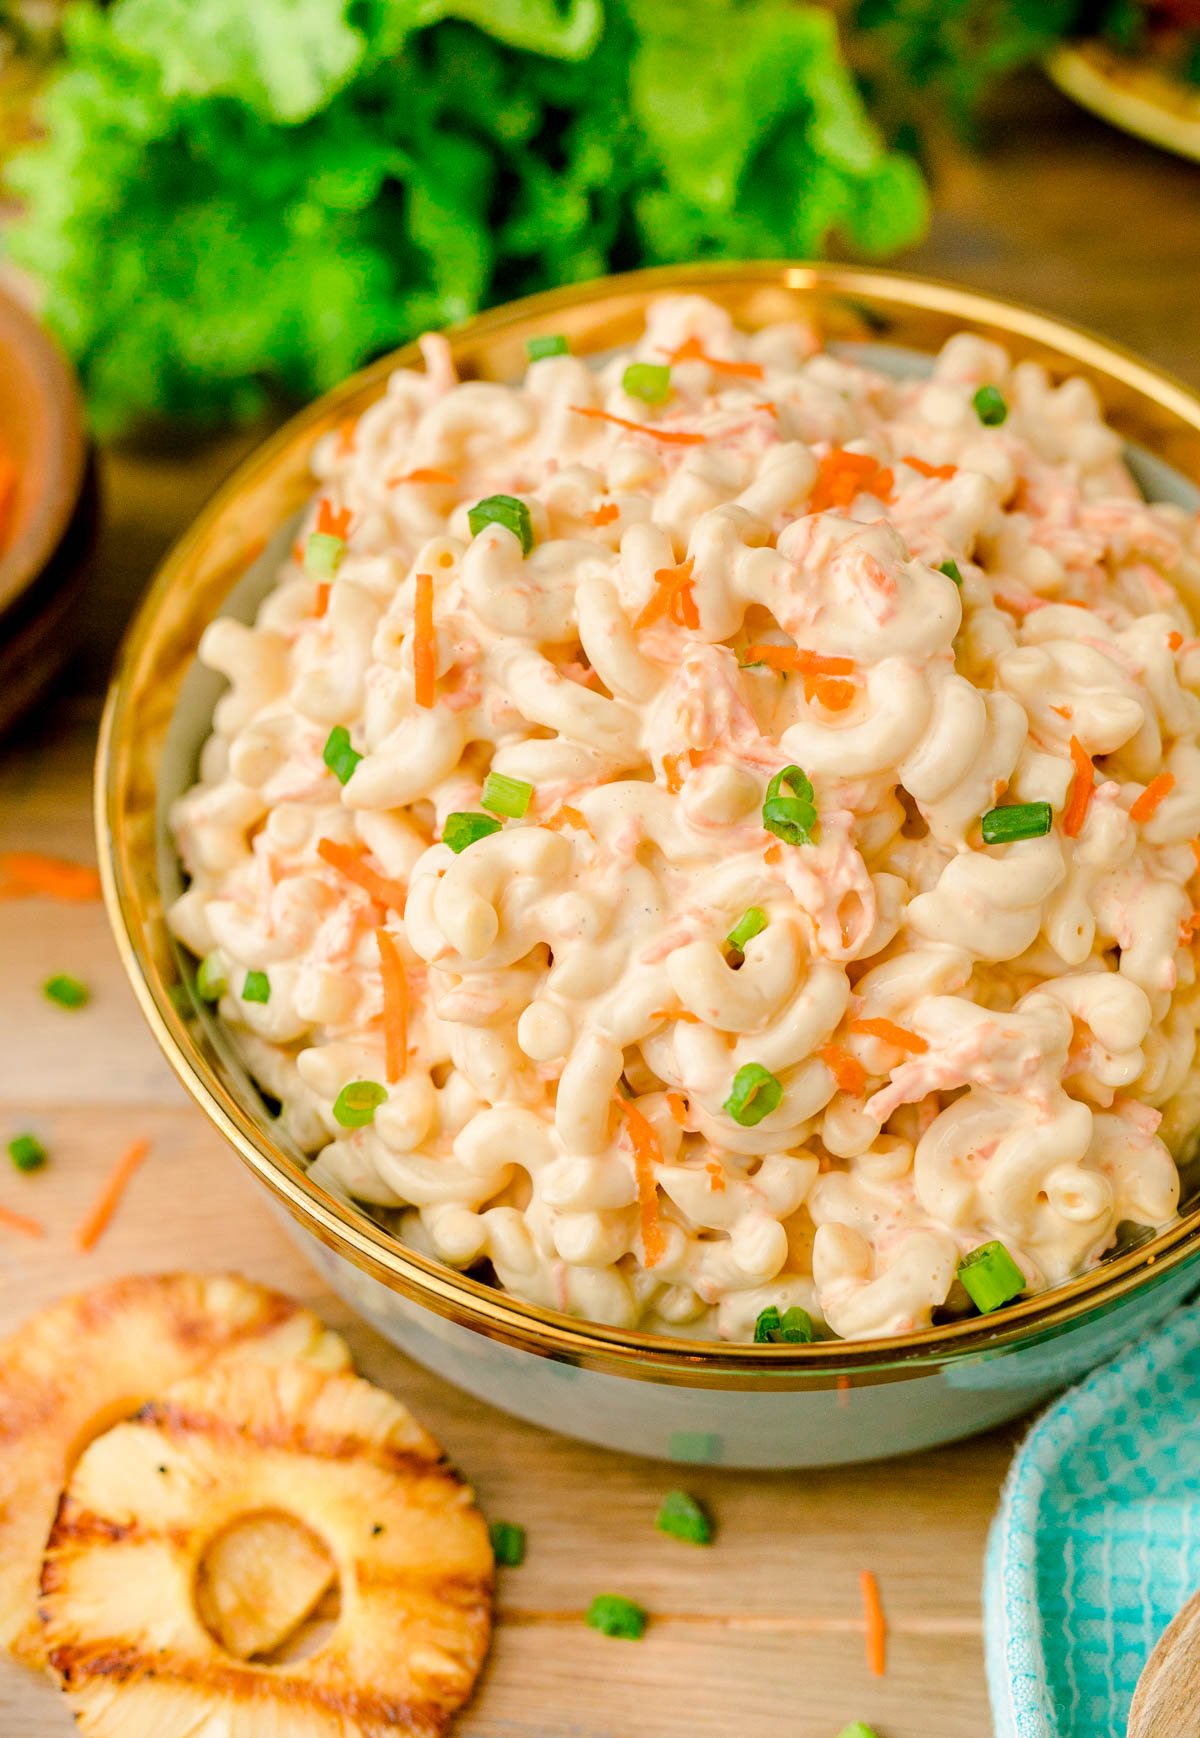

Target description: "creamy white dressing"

left=170, top=296, right=1200, bottom=1342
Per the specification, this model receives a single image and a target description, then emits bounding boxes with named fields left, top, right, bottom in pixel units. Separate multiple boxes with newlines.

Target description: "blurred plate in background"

left=1047, top=39, right=1200, bottom=163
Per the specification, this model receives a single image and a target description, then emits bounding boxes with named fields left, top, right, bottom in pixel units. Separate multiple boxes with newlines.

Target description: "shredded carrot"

left=316, top=499, right=352, bottom=540
left=662, top=748, right=700, bottom=793
left=0, top=446, right=16, bottom=555
left=1181, top=911, right=1200, bottom=944
left=666, top=1091, right=688, bottom=1126
left=75, top=1139, right=151, bottom=1252
left=806, top=675, right=857, bottom=711
left=587, top=502, right=620, bottom=526
left=375, top=927, right=409, bottom=1084
left=317, top=838, right=407, bottom=913
left=618, top=1098, right=666, bottom=1266
left=820, top=1043, right=867, bottom=1095
left=545, top=805, right=593, bottom=837
left=1050, top=703, right=1072, bottom=720
left=1063, top=735, right=1095, bottom=839
left=861, top=1570, right=887, bottom=1677
left=389, top=467, right=458, bottom=487
left=1169, top=630, right=1184, bottom=651
left=744, top=643, right=854, bottom=679
left=0, top=1203, right=45, bottom=1239
left=413, top=571, right=437, bottom=710
left=810, top=449, right=894, bottom=513
left=705, top=1159, right=726, bottom=1192
left=756, top=400, right=779, bottom=420
left=636, top=559, right=698, bottom=632
left=0, top=852, right=101, bottom=902
left=335, top=417, right=357, bottom=456
left=1130, top=771, right=1175, bottom=823
left=848, top=1017, right=928, bottom=1055
left=570, top=404, right=705, bottom=445
left=902, top=454, right=957, bottom=480
left=763, top=842, right=782, bottom=866
left=650, top=1007, right=702, bottom=1024
left=665, top=335, right=765, bottom=380
left=313, top=582, right=331, bottom=618
left=1191, top=839, right=1200, bottom=876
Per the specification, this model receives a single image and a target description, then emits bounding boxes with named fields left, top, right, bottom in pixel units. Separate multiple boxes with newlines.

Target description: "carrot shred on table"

left=413, top=571, right=437, bottom=710
left=0, top=1203, right=45, bottom=1240
left=570, top=404, right=706, bottom=445
left=587, top=502, right=620, bottom=527
left=1169, top=630, right=1185, bottom=651
left=666, top=1091, right=688, bottom=1126
left=618, top=1097, right=666, bottom=1267
left=636, top=559, right=698, bottom=632
left=861, top=1570, right=887, bottom=1677
left=810, top=449, right=894, bottom=513
left=820, top=1042, right=867, bottom=1095
left=316, top=499, right=352, bottom=540
left=1063, top=735, right=1095, bottom=839
left=848, top=1017, right=928, bottom=1055
left=664, top=335, right=765, bottom=380
left=317, top=838, right=407, bottom=913
left=376, top=927, right=408, bottom=1084
left=1130, top=771, right=1175, bottom=823
left=0, top=852, right=101, bottom=902
left=902, top=454, right=957, bottom=480
left=75, top=1139, right=151, bottom=1252
left=389, top=467, right=459, bottom=487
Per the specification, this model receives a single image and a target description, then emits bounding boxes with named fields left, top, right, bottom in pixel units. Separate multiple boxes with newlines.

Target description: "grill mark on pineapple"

left=48, top=1641, right=464, bottom=1734
left=47, top=1504, right=191, bottom=1551
left=132, top=1398, right=460, bottom=1483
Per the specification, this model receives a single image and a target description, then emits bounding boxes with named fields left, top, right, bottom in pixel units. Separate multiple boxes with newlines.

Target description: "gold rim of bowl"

left=96, top=260, right=1200, bottom=1385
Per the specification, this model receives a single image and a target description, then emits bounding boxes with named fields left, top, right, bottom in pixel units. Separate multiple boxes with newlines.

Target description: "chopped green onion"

left=196, top=953, right=227, bottom=1003
left=527, top=334, right=569, bottom=361
left=8, top=1134, right=47, bottom=1173
left=981, top=802, right=1052, bottom=845
left=972, top=384, right=1008, bottom=426
left=489, top=1520, right=526, bottom=1566
left=622, top=362, right=671, bottom=405
left=332, top=1080, right=387, bottom=1129
left=837, top=1725, right=882, bottom=1738
left=655, top=1490, right=712, bottom=1546
left=443, top=812, right=503, bottom=854
left=305, top=531, right=345, bottom=579
left=725, top=907, right=767, bottom=954
left=44, top=974, right=88, bottom=1009
left=481, top=771, right=533, bottom=819
left=753, top=1304, right=815, bottom=1344
left=957, top=1240, right=1026, bottom=1313
left=322, top=725, right=362, bottom=786
left=585, top=1594, right=647, bottom=1640
left=724, top=1062, right=782, bottom=1128
left=762, top=764, right=816, bottom=847
left=468, top=494, right=533, bottom=556
left=242, top=970, right=270, bottom=1004
left=937, top=558, right=963, bottom=586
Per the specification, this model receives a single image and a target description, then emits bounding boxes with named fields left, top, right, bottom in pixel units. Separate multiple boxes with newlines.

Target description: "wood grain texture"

left=3, top=70, right=1199, bottom=1734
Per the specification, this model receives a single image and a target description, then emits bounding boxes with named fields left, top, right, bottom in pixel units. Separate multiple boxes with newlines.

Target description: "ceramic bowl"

left=97, top=263, right=1200, bottom=1466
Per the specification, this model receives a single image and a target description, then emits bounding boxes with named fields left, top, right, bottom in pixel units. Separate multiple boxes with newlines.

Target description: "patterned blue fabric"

left=985, top=1305, right=1200, bottom=1737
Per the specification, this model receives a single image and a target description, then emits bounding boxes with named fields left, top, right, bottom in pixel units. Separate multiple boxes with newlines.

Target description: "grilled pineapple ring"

left=41, top=1361, right=494, bottom=1738
left=0, top=1273, right=348, bottom=1665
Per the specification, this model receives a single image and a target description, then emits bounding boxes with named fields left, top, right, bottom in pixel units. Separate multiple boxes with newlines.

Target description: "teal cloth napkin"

left=985, top=1303, right=1200, bottom=1737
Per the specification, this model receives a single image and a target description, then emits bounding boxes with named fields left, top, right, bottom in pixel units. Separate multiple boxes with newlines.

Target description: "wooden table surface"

left=1, top=71, right=1197, bottom=1737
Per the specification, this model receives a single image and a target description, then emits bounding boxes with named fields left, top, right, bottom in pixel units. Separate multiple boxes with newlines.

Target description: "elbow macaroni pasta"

left=170, top=295, right=1200, bottom=1342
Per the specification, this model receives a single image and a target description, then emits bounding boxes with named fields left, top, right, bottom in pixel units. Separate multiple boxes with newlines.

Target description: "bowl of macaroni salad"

left=99, top=264, right=1200, bottom=1466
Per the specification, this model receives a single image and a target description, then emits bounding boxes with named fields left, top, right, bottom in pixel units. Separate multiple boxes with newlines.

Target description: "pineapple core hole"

left=194, top=1509, right=341, bottom=1664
